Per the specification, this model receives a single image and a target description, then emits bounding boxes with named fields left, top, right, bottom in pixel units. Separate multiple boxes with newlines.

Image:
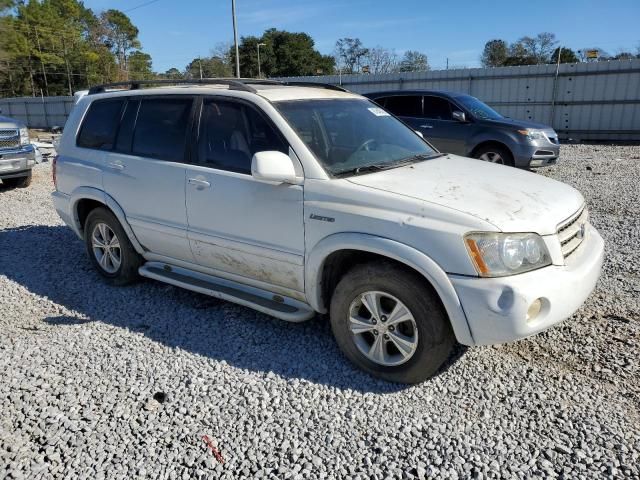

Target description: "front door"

left=185, top=97, right=305, bottom=292
left=421, top=95, right=469, bottom=155
left=101, top=96, right=195, bottom=262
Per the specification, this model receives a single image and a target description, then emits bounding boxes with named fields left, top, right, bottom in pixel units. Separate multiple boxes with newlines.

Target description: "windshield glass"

left=455, top=94, right=503, bottom=120
left=275, top=99, right=437, bottom=175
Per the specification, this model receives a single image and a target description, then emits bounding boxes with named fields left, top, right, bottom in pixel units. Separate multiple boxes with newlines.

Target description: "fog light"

left=527, top=298, right=542, bottom=323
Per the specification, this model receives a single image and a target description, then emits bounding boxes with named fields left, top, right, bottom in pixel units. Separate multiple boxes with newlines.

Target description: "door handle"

left=188, top=178, right=211, bottom=188
left=108, top=161, right=125, bottom=170
left=419, top=124, right=433, bottom=129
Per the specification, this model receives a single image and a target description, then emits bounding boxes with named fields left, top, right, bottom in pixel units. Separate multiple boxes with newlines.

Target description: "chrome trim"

left=557, top=206, right=588, bottom=259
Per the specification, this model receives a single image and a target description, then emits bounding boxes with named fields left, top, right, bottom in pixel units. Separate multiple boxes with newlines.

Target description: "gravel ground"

left=1, top=144, right=639, bottom=480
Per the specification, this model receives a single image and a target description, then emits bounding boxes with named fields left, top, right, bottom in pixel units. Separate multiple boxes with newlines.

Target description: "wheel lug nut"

left=383, top=334, right=389, bottom=340
left=373, top=330, right=379, bottom=335
left=371, top=319, right=377, bottom=325
left=381, top=315, right=387, bottom=322
left=389, top=325, right=395, bottom=332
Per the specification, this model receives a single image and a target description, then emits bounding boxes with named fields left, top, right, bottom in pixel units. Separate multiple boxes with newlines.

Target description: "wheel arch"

left=306, top=233, right=475, bottom=345
left=469, top=139, right=515, bottom=164
left=69, top=187, right=145, bottom=255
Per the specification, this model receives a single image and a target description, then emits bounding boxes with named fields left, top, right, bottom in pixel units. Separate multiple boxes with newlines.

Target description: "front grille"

left=0, top=129, right=20, bottom=150
left=557, top=207, right=588, bottom=258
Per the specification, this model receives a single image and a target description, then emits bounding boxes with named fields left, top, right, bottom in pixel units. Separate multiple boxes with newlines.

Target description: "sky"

left=83, top=0, right=640, bottom=73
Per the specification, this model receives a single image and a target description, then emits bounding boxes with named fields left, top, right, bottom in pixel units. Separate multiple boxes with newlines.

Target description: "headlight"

left=464, top=232, right=551, bottom=277
left=517, top=128, right=545, bottom=141
left=19, top=127, right=30, bottom=145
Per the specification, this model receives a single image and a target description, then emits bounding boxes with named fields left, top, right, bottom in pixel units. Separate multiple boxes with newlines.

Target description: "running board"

left=139, top=262, right=315, bottom=322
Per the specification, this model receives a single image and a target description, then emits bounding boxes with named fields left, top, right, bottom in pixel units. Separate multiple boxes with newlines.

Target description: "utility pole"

left=34, top=27, right=49, bottom=96
left=231, top=0, right=240, bottom=78
left=198, top=57, right=203, bottom=79
left=61, top=37, right=73, bottom=96
left=446, top=58, right=449, bottom=70
left=257, top=42, right=266, bottom=78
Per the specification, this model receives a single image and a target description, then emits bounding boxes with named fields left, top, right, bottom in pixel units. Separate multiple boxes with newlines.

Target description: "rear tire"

left=329, top=262, right=455, bottom=384
left=473, top=145, right=514, bottom=166
left=2, top=171, right=32, bottom=188
left=84, top=207, right=142, bottom=285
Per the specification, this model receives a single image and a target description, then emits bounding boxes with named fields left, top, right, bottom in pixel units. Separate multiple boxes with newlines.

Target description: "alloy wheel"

left=348, top=291, right=419, bottom=366
left=478, top=151, right=504, bottom=164
left=91, top=222, right=121, bottom=274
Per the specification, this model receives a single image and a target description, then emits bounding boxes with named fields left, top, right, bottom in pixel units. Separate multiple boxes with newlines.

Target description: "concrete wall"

left=279, top=59, right=640, bottom=141
left=0, top=96, right=74, bottom=129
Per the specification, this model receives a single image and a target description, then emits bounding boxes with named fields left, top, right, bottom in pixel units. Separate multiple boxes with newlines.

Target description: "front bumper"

left=512, top=141, right=560, bottom=168
left=449, top=224, right=604, bottom=345
left=0, top=144, right=36, bottom=178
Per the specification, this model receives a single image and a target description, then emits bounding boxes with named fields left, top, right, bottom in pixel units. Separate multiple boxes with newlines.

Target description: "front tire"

left=473, top=145, right=514, bottom=166
left=84, top=208, right=142, bottom=285
left=330, top=262, right=455, bottom=384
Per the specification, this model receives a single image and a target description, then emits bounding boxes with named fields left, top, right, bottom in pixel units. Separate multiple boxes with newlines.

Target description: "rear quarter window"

left=76, top=99, right=125, bottom=150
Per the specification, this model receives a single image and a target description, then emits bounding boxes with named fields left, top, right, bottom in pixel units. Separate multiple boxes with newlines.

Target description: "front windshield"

left=275, top=99, right=437, bottom=175
left=455, top=94, right=503, bottom=120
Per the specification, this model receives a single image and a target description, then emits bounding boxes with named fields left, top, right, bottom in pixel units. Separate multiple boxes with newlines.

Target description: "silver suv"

left=0, top=110, right=35, bottom=188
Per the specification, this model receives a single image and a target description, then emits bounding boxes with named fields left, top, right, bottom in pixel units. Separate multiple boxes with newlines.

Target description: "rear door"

left=185, top=97, right=305, bottom=292
left=379, top=95, right=424, bottom=133
left=102, top=95, right=195, bottom=262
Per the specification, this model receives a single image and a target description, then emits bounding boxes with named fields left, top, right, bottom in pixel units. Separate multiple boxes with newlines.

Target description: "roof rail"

left=87, top=78, right=284, bottom=95
left=282, top=81, right=349, bottom=92
left=86, top=78, right=349, bottom=95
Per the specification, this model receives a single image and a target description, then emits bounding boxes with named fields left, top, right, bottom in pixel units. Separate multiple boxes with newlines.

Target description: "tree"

left=334, top=37, right=368, bottom=74
left=513, top=32, right=557, bottom=63
left=503, top=42, right=537, bottom=66
left=100, top=9, right=141, bottom=78
left=612, top=51, right=635, bottom=60
left=364, top=46, right=398, bottom=74
left=159, top=68, right=183, bottom=80
left=184, top=56, right=231, bottom=78
left=481, top=39, right=508, bottom=67
left=398, top=50, right=429, bottom=72
left=549, top=47, right=579, bottom=64
left=233, top=29, right=334, bottom=77
left=128, top=51, right=152, bottom=80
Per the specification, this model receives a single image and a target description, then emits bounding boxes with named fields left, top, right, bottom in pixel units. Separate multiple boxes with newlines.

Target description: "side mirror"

left=251, top=151, right=299, bottom=184
left=415, top=131, right=424, bottom=138
left=452, top=110, right=467, bottom=122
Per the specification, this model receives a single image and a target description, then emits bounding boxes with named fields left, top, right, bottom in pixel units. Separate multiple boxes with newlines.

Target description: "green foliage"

left=184, top=56, right=231, bottom=79
left=0, top=0, right=148, bottom=97
left=233, top=29, right=335, bottom=78
left=549, top=47, right=579, bottom=64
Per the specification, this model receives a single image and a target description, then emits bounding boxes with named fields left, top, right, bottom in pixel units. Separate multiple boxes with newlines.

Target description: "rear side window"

left=423, top=96, right=453, bottom=120
left=132, top=98, right=193, bottom=162
left=383, top=95, right=422, bottom=117
left=77, top=99, right=125, bottom=150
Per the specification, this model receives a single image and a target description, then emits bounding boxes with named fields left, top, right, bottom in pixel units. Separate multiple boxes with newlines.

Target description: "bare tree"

left=364, top=46, right=398, bottom=74
left=334, top=38, right=369, bottom=74
left=515, top=32, right=557, bottom=63
left=398, top=50, right=429, bottom=72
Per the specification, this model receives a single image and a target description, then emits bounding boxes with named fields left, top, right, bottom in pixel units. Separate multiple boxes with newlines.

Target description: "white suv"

left=53, top=79, right=604, bottom=383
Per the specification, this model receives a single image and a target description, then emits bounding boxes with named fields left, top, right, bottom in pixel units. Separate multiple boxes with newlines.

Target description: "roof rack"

left=87, top=78, right=349, bottom=95
left=282, top=81, right=349, bottom=92
left=87, top=78, right=285, bottom=95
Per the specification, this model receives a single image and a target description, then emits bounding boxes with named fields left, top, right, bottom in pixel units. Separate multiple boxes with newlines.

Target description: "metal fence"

left=2, top=59, right=639, bottom=140
left=280, top=59, right=640, bottom=141
left=0, top=96, right=74, bottom=129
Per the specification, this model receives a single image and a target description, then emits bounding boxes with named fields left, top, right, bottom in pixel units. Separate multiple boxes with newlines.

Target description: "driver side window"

left=197, top=100, right=288, bottom=174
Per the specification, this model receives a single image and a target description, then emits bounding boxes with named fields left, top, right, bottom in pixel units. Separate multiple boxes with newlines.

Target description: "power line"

left=124, top=0, right=163, bottom=13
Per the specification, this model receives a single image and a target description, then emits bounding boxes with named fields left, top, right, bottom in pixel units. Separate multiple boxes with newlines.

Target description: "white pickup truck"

left=52, top=79, right=604, bottom=383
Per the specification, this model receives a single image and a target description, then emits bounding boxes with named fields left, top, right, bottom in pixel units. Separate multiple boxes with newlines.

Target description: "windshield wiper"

left=333, top=153, right=445, bottom=177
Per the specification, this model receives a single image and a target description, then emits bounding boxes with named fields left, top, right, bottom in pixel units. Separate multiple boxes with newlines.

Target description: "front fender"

left=306, top=233, right=475, bottom=346
left=68, top=186, right=145, bottom=255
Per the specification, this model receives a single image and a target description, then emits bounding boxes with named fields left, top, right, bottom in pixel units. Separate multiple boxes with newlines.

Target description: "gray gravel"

left=1, top=145, right=639, bottom=479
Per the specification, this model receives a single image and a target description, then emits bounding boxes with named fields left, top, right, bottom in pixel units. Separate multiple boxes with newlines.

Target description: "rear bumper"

left=52, top=190, right=82, bottom=238
left=0, top=145, right=36, bottom=178
left=512, top=142, right=560, bottom=168
left=449, top=225, right=604, bottom=345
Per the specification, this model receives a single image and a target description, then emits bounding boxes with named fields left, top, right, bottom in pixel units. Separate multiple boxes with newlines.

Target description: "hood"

left=482, top=116, right=552, bottom=131
left=347, top=155, right=584, bottom=235
left=0, top=115, right=25, bottom=129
